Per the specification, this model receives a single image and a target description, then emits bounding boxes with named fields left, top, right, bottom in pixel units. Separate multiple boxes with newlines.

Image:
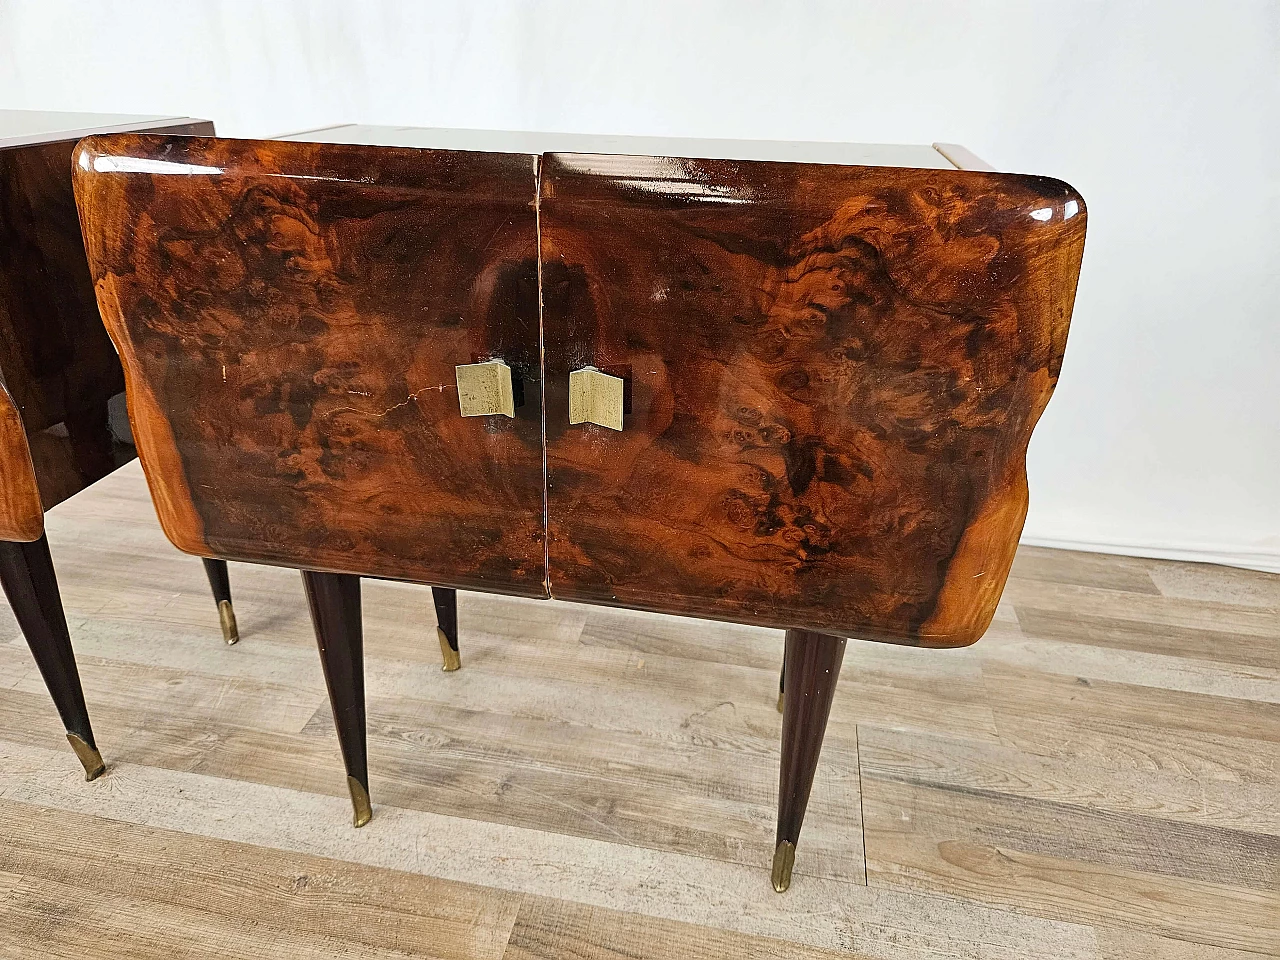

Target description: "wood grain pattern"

left=74, top=134, right=546, bottom=595
left=857, top=724, right=1278, bottom=836
left=3, top=460, right=1276, bottom=957
left=0, top=801, right=522, bottom=960
left=0, top=377, right=42, bottom=541
left=0, top=120, right=212, bottom=511
left=866, top=760, right=1278, bottom=890
left=502, top=896, right=864, bottom=960
left=862, top=778, right=1279, bottom=951
left=541, top=154, right=1086, bottom=644
left=77, top=135, right=1087, bottom=646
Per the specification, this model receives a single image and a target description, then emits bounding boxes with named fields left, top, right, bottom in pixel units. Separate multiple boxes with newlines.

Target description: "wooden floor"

left=0, top=461, right=1276, bottom=959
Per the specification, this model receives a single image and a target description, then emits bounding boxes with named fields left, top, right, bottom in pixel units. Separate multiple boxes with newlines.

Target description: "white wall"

left=2, top=0, right=1276, bottom=571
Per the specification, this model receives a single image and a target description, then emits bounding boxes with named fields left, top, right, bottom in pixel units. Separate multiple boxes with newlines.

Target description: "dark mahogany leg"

left=774, top=628, right=846, bottom=892
left=201, top=558, right=239, bottom=645
left=301, top=570, right=371, bottom=827
left=431, top=586, right=461, bottom=671
left=0, top=535, right=104, bottom=780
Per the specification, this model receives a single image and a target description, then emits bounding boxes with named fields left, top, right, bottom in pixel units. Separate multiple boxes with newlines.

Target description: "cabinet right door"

left=540, top=153, right=1086, bottom=646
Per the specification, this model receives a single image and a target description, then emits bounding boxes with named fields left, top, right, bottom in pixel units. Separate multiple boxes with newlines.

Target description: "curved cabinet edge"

left=0, top=380, right=45, bottom=542
left=72, top=150, right=212, bottom=558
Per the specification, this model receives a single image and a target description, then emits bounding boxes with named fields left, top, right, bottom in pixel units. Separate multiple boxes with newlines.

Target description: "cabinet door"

left=77, top=136, right=546, bottom=596
left=540, top=154, right=1085, bottom=645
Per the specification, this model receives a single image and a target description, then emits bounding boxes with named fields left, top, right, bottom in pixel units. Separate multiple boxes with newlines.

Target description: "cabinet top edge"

left=0, top=110, right=208, bottom=151
left=274, top=124, right=969, bottom=170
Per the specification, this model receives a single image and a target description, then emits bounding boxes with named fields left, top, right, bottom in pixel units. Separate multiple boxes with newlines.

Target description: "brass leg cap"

left=771, top=840, right=796, bottom=893
left=66, top=732, right=105, bottom=781
left=218, top=599, right=240, bottom=645
left=347, top=776, right=373, bottom=828
left=437, top=626, right=461, bottom=672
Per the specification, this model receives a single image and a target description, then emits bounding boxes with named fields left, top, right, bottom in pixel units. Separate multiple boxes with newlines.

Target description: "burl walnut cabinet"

left=0, top=111, right=252, bottom=782
left=74, top=126, right=1086, bottom=891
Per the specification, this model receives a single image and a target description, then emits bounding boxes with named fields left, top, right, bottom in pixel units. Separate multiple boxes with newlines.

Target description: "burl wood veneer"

left=76, top=134, right=1086, bottom=643
left=74, top=135, right=547, bottom=597
left=541, top=154, right=1086, bottom=645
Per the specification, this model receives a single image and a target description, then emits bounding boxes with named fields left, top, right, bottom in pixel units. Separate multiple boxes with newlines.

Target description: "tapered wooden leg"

left=0, top=535, right=104, bottom=780
left=432, top=586, right=461, bottom=671
left=201, top=558, right=238, bottom=645
left=774, top=628, right=846, bottom=892
left=301, top=570, right=370, bottom=827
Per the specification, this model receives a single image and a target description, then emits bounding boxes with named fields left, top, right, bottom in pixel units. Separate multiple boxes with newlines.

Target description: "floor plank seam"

left=855, top=722, right=869, bottom=888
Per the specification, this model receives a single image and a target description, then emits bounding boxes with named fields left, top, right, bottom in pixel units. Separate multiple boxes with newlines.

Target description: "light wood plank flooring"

left=1, top=461, right=1276, bottom=958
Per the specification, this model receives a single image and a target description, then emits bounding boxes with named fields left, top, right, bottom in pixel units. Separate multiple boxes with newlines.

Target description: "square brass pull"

left=455, top=360, right=515, bottom=418
left=569, top=366, right=624, bottom=431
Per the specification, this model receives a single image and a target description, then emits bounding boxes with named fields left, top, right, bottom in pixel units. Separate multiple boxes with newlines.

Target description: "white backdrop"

left=2, top=0, right=1277, bottom=571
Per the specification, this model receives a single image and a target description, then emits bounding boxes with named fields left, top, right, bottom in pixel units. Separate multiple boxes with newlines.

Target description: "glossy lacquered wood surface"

left=0, top=378, right=42, bottom=541
left=1, top=137, right=119, bottom=435
left=0, top=119, right=213, bottom=512
left=75, top=135, right=546, bottom=595
left=541, top=154, right=1086, bottom=645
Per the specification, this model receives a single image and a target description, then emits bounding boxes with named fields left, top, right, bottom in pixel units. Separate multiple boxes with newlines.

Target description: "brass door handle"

left=455, top=360, right=515, bottom=418
left=569, top=366, right=624, bottom=431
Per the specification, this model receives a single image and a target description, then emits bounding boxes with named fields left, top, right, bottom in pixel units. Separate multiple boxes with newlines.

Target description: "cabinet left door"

left=76, top=135, right=547, bottom=596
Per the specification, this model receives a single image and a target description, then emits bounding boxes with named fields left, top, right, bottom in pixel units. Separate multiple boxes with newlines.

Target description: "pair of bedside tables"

left=4, top=111, right=1086, bottom=892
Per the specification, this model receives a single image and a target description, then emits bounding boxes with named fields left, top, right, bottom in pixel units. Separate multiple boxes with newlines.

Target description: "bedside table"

left=76, top=126, right=1085, bottom=890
